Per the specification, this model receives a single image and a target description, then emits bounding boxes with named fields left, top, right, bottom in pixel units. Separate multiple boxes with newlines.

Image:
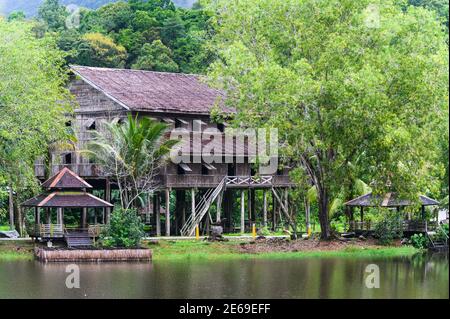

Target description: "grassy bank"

left=0, top=239, right=421, bottom=262
left=146, top=240, right=420, bottom=262
left=0, top=240, right=35, bottom=261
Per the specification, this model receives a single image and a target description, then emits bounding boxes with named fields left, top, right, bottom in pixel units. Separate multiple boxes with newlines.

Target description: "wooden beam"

left=216, top=192, right=222, bottom=223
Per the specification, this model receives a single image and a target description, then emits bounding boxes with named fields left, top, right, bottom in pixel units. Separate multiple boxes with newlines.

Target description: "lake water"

left=0, top=252, right=448, bottom=299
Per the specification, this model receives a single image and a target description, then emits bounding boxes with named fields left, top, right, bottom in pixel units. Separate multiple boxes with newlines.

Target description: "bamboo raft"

left=34, top=247, right=152, bottom=262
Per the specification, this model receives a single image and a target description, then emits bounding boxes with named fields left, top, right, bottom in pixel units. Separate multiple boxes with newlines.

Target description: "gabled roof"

left=70, top=65, right=234, bottom=115
left=41, top=167, right=92, bottom=190
left=21, top=191, right=113, bottom=208
left=344, top=192, right=440, bottom=207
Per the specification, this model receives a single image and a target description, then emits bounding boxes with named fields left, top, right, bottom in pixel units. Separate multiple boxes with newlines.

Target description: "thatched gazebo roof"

left=344, top=192, right=439, bottom=208
left=21, top=168, right=112, bottom=209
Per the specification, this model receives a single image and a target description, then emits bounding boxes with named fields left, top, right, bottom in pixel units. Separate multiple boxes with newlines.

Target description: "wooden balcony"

left=162, top=174, right=293, bottom=189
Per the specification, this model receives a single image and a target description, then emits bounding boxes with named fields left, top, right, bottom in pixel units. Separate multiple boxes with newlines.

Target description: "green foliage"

left=77, top=32, right=127, bottom=67
left=101, top=208, right=145, bottom=248
left=38, top=0, right=68, bottom=31
left=374, top=212, right=403, bottom=245
left=87, top=115, right=178, bottom=209
left=132, top=40, right=179, bottom=72
left=32, top=0, right=213, bottom=73
left=207, top=0, right=449, bottom=238
left=7, top=11, right=27, bottom=22
left=0, top=19, right=72, bottom=202
left=409, top=233, right=429, bottom=249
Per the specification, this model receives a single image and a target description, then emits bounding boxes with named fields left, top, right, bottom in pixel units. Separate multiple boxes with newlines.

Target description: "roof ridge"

left=70, top=64, right=202, bottom=78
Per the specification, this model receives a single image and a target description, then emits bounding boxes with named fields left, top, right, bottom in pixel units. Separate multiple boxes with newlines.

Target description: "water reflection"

left=0, top=253, right=447, bottom=299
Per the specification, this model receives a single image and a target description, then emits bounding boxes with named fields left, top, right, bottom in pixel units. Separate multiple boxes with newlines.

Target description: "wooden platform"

left=34, top=247, right=152, bottom=262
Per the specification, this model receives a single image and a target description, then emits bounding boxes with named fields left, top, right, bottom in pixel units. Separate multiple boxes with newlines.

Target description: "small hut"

left=21, top=168, right=113, bottom=245
left=344, top=192, right=440, bottom=233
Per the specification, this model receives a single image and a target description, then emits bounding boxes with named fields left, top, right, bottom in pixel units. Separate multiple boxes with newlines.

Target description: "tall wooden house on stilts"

left=33, top=65, right=294, bottom=237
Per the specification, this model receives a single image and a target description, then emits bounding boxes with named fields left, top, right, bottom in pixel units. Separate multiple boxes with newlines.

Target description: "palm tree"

left=87, top=115, right=178, bottom=210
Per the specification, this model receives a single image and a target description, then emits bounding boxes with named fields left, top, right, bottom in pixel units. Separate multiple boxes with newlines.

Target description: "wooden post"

left=263, top=190, right=268, bottom=227
left=272, top=194, right=277, bottom=231
left=165, top=188, right=171, bottom=236
left=249, top=189, right=255, bottom=223
left=241, top=190, right=245, bottom=234
left=180, top=190, right=186, bottom=228
left=82, top=207, right=87, bottom=228
left=191, top=188, right=196, bottom=221
left=360, top=206, right=364, bottom=224
left=105, top=178, right=111, bottom=224
left=216, top=192, right=222, bottom=223
left=8, top=186, right=14, bottom=230
left=57, top=208, right=63, bottom=225
left=154, top=193, right=161, bottom=237
left=46, top=208, right=51, bottom=224
left=35, top=207, right=40, bottom=225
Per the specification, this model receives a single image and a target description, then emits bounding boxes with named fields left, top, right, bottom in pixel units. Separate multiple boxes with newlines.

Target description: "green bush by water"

left=100, top=208, right=144, bottom=248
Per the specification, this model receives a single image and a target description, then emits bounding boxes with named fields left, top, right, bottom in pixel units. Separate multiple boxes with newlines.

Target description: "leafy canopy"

left=207, top=0, right=449, bottom=238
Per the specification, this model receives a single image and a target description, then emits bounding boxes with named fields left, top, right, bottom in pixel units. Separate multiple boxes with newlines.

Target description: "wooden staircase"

left=426, top=225, right=449, bottom=251
left=180, top=178, right=226, bottom=236
left=65, top=230, right=93, bottom=248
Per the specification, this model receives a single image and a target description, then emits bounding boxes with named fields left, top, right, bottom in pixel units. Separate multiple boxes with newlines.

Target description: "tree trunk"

left=8, top=186, right=15, bottom=230
left=318, top=191, right=331, bottom=240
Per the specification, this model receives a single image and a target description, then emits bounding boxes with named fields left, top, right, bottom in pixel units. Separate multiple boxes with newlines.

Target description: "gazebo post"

left=360, top=206, right=364, bottom=223
left=81, top=208, right=87, bottom=229
left=46, top=208, right=51, bottom=224
left=57, top=207, right=63, bottom=225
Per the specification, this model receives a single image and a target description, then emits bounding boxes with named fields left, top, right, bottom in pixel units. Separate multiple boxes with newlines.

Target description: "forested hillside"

left=6, top=0, right=212, bottom=74
left=0, top=0, right=196, bottom=17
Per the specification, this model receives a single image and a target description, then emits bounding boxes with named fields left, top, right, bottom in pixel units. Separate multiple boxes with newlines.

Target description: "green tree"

left=77, top=32, right=127, bottom=67
left=132, top=40, right=179, bottom=72
left=38, top=0, right=68, bottom=31
left=87, top=115, right=178, bottom=209
left=0, top=19, right=72, bottom=232
left=207, top=0, right=449, bottom=239
left=7, top=11, right=26, bottom=22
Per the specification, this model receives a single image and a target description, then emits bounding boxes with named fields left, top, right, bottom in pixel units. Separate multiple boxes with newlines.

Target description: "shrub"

left=101, top=208, right=144, bottom=248
left=373, top=212, right=403, bottom=245
left=409, top=234, right=428, bottom=249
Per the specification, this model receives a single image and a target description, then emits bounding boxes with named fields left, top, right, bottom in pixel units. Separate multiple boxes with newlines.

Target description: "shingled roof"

left=41, top=167, right=92, bottom=190
left=21, top=192, right=113, bottom=208
left=344, top=192, right=440, bottom=207
left=70, top=65, right=233, bottom=115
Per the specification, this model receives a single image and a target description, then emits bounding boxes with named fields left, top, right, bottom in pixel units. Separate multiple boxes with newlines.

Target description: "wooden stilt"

left=165, top=188, right=171, bottom=236
left=360, top=206, right=364, bottom=223
left=216, top=192, right=222, bottom=223
left=241, top=190, right=245, bottom=234
left=272, top=194, right=277, bottom=231
left=191, top=188, right=196, bottom=221
left=154, top=193, right=161, bottom=237
left=105, top=178, right=111, bottom=224
left=250, top=189, right=255, bottom=223
left=263, top=190, right=268, bottom=227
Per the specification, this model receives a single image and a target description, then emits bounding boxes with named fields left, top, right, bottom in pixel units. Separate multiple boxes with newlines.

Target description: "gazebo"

left=344, top=192, right=440, bottom=233
left=21, top=168, right=113, bottom=243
